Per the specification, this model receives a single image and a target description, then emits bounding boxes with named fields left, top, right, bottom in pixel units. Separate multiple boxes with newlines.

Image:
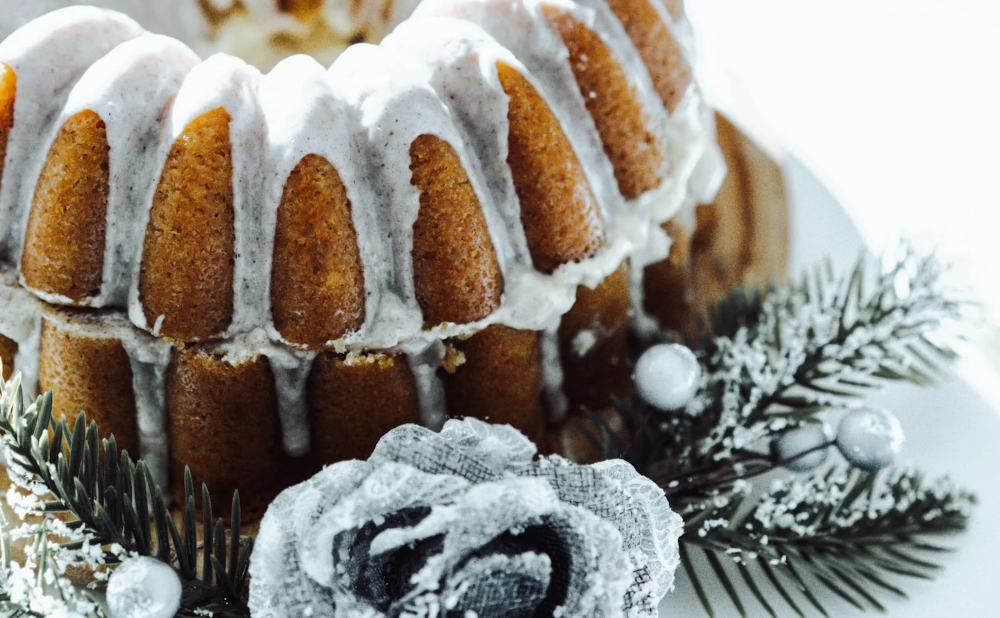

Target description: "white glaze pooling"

left=0, top=7, right=143, bottom=263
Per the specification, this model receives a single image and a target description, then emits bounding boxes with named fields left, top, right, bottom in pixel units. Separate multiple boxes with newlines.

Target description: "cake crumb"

left=440, top=343, right=467, bottom=374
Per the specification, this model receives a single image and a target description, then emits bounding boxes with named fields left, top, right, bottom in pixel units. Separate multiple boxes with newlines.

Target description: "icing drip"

left=406, top=343, right=449, bottom=430
left=0, top=272, right=42, bottom=397
left=628, top=208, right=676, bottom=339
left=380, top=19, right=535, bottom=271
left=120, top=331, right=173, bottom=492
left=539, top=326, right=569, bottom=423
left=689, top=140, right=727, bottom=205
left=268, top=353, right=316, bottom=458
left=215, top=330, right=317, bottom=458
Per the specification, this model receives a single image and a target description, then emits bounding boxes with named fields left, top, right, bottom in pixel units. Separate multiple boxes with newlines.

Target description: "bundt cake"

left=0, top=0, right=727, bottom=514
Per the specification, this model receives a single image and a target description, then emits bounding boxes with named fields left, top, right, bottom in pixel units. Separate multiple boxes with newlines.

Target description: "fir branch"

left=596, top=247, right=976, bottom=616
left=627, top=248, right=966, bottom=478
left=0, top=373, right=254, bottom=617
left=679, top=467, right=975, bottom=617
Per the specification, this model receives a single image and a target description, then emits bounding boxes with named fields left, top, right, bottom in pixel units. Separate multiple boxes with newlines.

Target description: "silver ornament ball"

left=835, top=408, right=905, bottom=472
left=634, top=343, right=701, bottom=411
left=771, top=423, right=833, bottom=472
left=107, top=556, right=183, bottom=618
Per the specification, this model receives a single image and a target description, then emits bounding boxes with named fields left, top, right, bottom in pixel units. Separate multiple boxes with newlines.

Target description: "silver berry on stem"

left=771, top=423, right=833, bottom=472
left=107, top=556, right=183, bottom=618
left=835, top=408, right=905, bottom=472
left=633, top=343, right=702, bottom=411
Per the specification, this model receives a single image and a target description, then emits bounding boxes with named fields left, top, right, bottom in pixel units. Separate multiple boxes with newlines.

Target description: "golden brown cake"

left=38, top=307, right=141, bottom=459
left=166, top=348, right=284, bottom=519
left=0, top=0, right=750, bottom=514
left=139, top=108, right=237, bottom=342
left=270, top=153, right=366, bottom=348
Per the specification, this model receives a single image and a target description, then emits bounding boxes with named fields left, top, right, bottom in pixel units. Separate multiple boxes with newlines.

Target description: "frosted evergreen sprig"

left=604, top=248, right=966, bottom=477
left=0, top=371, right=254, bottom=617
left=589, top=248, right=976, bottom=616
left=680, top=468, right=975, bottom=617
left=689, top=247, right=964, bottom=463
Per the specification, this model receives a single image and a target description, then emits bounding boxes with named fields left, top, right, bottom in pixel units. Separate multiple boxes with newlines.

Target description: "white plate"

left=661, top=157, right=1000, bottom=617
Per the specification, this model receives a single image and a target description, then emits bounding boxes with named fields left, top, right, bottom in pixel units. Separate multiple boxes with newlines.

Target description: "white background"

left=688, top=0, right=1000, bottom=331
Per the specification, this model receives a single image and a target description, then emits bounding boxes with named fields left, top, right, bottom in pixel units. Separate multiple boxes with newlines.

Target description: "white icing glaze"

left=539, top=326, right=568, bottom=423
left=414, top=0, right=625, bottom=219
left=0, top=7, right=144, bottom=263
left=406, top=0, right=718, bottom=354
left=628, top=222, right=673, bottom=339
left=328, top=41, right=513, bottom=352
left=406, top=343, right=448, bottom=429
left=689, top=140, right=727, bottom=205
left=380, top=19, right=534, bottom=270
left=213, top=329, right=317, bottom=457
left=258, top=54, right=389, bottom=350
left=120, top=332, right=173, bottom=492
left=7, top=298, right=174, bottom=488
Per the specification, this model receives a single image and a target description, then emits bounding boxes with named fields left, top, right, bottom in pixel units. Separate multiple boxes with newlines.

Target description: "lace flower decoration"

left=249, top=418, right=683, bottom=618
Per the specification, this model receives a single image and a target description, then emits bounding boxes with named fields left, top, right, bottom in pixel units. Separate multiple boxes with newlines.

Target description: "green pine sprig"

left=0, top=373, right=254, bottom=617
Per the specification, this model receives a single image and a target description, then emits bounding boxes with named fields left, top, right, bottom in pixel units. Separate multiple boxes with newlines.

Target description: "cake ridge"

left=0, top=7, right=144, bottom=267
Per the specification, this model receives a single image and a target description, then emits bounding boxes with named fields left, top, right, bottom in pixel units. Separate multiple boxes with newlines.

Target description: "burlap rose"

left=249, top=418, right=682, bottom=618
